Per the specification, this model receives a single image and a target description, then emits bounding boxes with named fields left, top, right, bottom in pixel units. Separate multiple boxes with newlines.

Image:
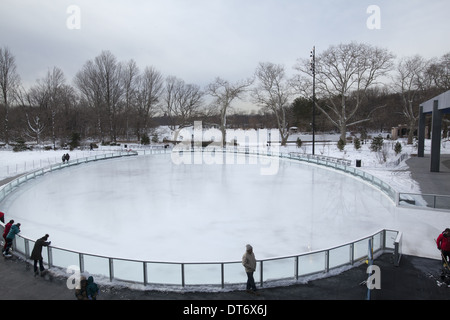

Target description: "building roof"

left=421, top=90, right=450, bottom=114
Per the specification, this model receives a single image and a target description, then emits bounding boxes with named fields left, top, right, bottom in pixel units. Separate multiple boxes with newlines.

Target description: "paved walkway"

left=1, top=152, right=450, bottom=306
left=406, top=154, right=450, bottom=195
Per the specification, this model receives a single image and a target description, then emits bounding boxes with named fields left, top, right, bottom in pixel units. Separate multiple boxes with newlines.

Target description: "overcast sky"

left=1, top=0, right=450, bottom=110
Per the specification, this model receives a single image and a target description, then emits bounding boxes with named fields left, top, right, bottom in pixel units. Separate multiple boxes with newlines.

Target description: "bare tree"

left=28, top=67, right=69, bottom=148
left=392, top=55, right=432, bottom=144
left=293, top=42, right=395, bottom=142
left=206, top=77, right=253, bottom=146
left=427, top=52, right=450, bottom=92
left=25, top=113, right=45, bottom=144
left=74, top=60, right=105, bottom=140
left=121, top=59, right=140, bottom=140
left=75, top=51, right=124, bottom=142
left=135, top=66, right=164, bottom=139
left=253, top=62, right=293, bottom=145
left=0, top=47, right=21, bottom=144
left=163, top=76, right=204, bottom=130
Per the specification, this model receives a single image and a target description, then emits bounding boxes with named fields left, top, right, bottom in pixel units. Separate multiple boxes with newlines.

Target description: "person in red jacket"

left=2, top=219, right=14, bottom=252
left=436, top=228, right=450, bottom=266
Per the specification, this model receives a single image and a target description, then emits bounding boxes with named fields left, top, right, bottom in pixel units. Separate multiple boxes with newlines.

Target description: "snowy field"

left=0, top=131, right=449, bottom=264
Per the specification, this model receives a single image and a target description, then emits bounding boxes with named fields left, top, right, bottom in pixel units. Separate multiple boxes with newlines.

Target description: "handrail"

left=2, top=225, right=398, bottom=290
left=0, top=150, right=138, bottom=202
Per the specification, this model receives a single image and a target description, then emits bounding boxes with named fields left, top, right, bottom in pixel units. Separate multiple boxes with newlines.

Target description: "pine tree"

left=337, top=138, right=345, bottom=151
left=370, top=135, right=384, bottom=152
left=354, top=137, right=361, bottom=150
left=394, top=141, right=402, bottom=155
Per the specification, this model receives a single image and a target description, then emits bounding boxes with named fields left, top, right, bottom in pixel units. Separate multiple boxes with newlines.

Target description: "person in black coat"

left=30, top=234, right=51, bottom=276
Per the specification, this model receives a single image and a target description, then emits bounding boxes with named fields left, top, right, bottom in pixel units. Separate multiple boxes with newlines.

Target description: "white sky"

left=1, top=0, right=450, bottom=111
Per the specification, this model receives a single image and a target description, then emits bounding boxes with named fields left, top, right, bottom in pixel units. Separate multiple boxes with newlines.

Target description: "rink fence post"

left=181, top=263, right=185, bottom=287
left=79, top=253, right=84, bottom=273
left=24, top=239, right=30, bottom=258
left=259, top=260, right=264, bottom=287
left=109, top=258, right=114, bottom=282
left=350, top=243, right=355, bottom=265
left=143, top=262, right=148, bottom=286
left=47, top=246, right=53, bottom=268
left=221, top=263, right=225, bottom=289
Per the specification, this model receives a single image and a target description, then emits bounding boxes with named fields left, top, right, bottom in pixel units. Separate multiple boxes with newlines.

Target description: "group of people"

left=62, top=153, right=70, bottom=163
left=1, top=214, right=99, bottom=299
left=2, top=219, right=51, bottom=276
left=2, top=220, right=21, bottom=258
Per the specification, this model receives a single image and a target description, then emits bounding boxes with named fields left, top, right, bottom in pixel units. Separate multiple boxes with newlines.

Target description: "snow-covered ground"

left=0, top=130, right=449, bottom=265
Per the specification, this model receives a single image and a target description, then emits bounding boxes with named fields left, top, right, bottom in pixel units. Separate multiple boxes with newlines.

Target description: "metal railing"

left=1, top=226, right=399, bottom=289
left=0, top=150, right=138, bottom=203
left=398, top=192, right=450, bottom=211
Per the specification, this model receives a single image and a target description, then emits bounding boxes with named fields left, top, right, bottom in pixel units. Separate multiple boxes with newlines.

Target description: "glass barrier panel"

left=329, top=245, right=351, bottom=269
left=113, top=259, right=144, bottom=283
left=298, top=252, right=326, bottom=276
left=52, top=247, right=81, bottom=270
left=373, top=232, right=383, bottom=252
left=384, top=230, right=398, bottom=249
left=83, top=254, right=110, bottom=277
left=435, top=196, right=450, bottom=210
left=353, top=238, right=370, bottom=261
left=223, top=262, right=246, bottom=285
left=184, top=263, right=222, bottom=285
left=146, top=262, right=182, bottom=285
left=262, top=257, right=296, bottom=281
left=14, top=237, right=26, bottom=254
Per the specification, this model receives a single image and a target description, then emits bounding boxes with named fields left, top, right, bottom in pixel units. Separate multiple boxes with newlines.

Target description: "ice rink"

left=0, top=152, right=445, bottom=262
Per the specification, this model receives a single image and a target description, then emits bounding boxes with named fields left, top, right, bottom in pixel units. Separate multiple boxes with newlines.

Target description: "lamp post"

left=310, top=46, right=316, bottom=155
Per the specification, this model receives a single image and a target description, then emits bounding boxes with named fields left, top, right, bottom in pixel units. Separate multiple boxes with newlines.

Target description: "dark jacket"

left=30, top=236, right=51, bottom=260
left=86, top=276, right=99, bottom=300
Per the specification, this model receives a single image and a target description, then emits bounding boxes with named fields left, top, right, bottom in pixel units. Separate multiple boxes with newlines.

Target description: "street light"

left=310, top=46, right=316, bottom=155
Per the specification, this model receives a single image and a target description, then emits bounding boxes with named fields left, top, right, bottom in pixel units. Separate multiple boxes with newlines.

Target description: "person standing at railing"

left=242, top=244, right=257, bottom=294
left=437, top=228, right=450, bottom=268
left=31, top=234, right=51, bottom=276
left=2, top=219, right=13, bottom=247
left=2, top=223, right=20, bottom=258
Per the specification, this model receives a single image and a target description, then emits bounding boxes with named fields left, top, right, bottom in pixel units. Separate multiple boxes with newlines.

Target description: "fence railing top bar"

left=8, top=227, right=395, bottom=266
left=399, top=192, right=450, bottom=198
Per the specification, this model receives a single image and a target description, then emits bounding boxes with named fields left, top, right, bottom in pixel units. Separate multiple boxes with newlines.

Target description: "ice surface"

left=0, top=151, right=430, bottom=262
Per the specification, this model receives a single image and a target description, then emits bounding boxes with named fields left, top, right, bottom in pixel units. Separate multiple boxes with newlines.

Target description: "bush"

left=12, top=138, right=28, bottom=152
left=353, top=137, right=361, bottom=150
left=141, top=133, right=150, bottom=145
left=370, top=135, right=384, bottom=152
left=394, top=141, right=402, bottom=155
left=337, top=138, right=345, bottom=151
left=69, top=133, right=81, bottom=150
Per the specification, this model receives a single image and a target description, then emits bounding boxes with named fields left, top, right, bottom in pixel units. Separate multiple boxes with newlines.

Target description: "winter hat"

left=246, top=244, right=253, bottom=251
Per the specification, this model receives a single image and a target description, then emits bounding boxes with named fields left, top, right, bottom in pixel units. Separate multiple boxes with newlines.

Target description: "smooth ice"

left=2, top=154, right=445, bottom=262
left=1, top=152, right=409, bottom=263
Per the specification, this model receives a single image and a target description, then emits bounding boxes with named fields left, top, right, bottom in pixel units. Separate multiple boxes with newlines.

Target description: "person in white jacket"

left=242, top=244, right=257, bottom=293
